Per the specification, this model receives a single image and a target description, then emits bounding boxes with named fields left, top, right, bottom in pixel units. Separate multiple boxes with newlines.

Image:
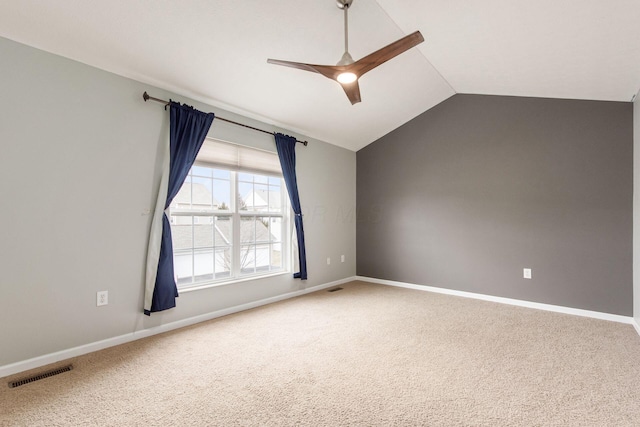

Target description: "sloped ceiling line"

left=0, top=1, right=638, bottom=151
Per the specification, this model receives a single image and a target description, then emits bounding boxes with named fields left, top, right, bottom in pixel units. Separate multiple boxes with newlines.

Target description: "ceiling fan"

left=267, top=0, right=424, bottom=105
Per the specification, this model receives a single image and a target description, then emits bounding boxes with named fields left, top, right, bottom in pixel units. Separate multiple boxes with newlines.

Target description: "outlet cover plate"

left=523, top=268, right=532, bottom=279
left=97, top=291, right=108, bottom=306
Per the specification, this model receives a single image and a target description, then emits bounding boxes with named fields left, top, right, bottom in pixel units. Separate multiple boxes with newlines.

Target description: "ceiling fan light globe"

left=337, top=72, right=357, bottom=84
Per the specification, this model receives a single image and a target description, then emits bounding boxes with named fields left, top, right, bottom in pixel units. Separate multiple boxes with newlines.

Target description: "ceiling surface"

left=1, top=0, right=639, bottom=151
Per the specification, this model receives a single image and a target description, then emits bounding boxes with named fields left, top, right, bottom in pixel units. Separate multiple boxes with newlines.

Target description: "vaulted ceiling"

left=1, top=0, right=639, bottom=151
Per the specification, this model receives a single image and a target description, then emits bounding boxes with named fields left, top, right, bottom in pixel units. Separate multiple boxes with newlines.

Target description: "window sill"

left=178, top=270, right=292, bottom=294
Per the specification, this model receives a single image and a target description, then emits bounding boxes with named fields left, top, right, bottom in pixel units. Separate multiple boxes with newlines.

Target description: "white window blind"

left=196, top=138, right=282, bottom=176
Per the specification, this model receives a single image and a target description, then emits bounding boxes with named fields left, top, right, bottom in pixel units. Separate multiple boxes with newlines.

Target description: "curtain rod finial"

left=143, top=91, right=150, bottom=102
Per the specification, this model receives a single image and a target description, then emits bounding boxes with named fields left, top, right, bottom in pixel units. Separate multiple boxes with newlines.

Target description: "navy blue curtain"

left=146, top=102, right=215, bottom=315
left=274, top=133, right=307, bottom=280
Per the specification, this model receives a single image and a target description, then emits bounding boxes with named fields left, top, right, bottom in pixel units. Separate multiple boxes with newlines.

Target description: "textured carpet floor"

left=2, top=281, right=640, bottom=426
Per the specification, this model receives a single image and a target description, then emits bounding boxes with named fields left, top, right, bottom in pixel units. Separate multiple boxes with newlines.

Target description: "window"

left=169, top=139, right=289, bottom=289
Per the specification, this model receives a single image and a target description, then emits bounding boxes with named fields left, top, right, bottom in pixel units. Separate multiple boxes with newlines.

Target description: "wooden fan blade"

left=268, top=30, right=422, bottom=105
left=268, top=58, right=351, bottom=82
left=351, top=31, right=424, bottom=77
left=267, top=59, right=323, bottom=75
left=340, top=80, right=361, bottom=105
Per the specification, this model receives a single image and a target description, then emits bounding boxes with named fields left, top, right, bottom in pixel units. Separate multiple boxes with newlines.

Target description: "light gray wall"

left=634, top=89, right=640, bottom=324
left=357, top=94, right=633, bottom=316
left=0, top=36, right=356, bottom=368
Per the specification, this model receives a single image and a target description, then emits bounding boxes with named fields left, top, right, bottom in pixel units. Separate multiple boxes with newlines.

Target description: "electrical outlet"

left=523, top=268, right=532, bottom=279
left=327, top=257, right=331, bottom=265
left=341, top=255, right=345, bottom=263
left=97, top=291, right=108, bottom=306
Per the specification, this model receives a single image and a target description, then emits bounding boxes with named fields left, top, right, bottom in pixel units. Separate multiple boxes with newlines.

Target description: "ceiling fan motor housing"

left=337, top=51, right=355, bottom=66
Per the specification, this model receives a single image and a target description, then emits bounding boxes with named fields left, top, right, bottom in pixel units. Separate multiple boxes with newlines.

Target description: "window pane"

left=240, top=217, right=256, bottom=243
left=213, top=169, right=230, bottom=179
left=193, top=217, right=214, bottom=248
left=193, top=248, right=214, bottom=282
left=240, top=245, right=255, bottom=274
left=268, top=185, right=282, bottom=212
left=255, top=244, right=270, bottom=272
left=239, top=174, right=281, bottom=213
left=238, top=182, right=252, bottom=211
left=171, top=215, right=192, bottom=225
left=213, top=179, right=231, bottom=210
left=256, top=217, right=271, bottom=243
left=269, top=217, right=282, bottom=242
left=271, top=243, right=283, bottom=269
left=238, top=172, right=253, bottom=183
left=214, top=216, right=232, bottom=247
left=268, top=176, right=281, bottom=186
left=191, top=166, right=212, bottom=177
left=191, top=177, right=213, bottom=209
left=215, top=248, right=232, bottom=279
left=172, top=177, right=192, bottom=209
left=171, top=222, right=192, bottom=251
left=174, top=252, right=193, bottom=285
left=251, top=184, right=268, bottom=211
left=254, top=174, right=268, bottom=184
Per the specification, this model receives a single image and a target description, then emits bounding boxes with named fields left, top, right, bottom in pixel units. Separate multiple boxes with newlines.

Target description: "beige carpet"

left=2, top=281, right=640, bottom=426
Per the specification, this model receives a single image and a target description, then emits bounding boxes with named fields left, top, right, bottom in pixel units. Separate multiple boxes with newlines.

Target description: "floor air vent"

left=328, top=287, right=343, bottom=292
left=8, top=365, right=73, bottom=388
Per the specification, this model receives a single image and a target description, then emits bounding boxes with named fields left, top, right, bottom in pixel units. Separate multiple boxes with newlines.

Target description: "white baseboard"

left=633, top=319, right=640, bottom=336
left=356, top=276, right=637, bottom=327
left=0, top=276, right=357, bottom=379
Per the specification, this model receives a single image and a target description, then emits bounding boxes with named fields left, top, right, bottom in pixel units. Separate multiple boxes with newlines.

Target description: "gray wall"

left=634, top=89, right=640, bottom=323
left=0, top=36, right=356, bottom=368
left=357, top=94, right=633, bottom=316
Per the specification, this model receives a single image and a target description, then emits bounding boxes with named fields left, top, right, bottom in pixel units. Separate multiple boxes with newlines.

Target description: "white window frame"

left=230, top=169, right=289, bottom=279
left=170, top=141, right=291, bottom=290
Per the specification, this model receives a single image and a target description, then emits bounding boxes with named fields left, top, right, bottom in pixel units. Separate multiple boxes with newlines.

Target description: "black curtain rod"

left=142, top=92, right=308, bottom=146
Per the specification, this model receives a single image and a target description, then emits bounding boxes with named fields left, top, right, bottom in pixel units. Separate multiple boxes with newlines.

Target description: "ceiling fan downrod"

left=336, top=0, right=354, bottom=66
